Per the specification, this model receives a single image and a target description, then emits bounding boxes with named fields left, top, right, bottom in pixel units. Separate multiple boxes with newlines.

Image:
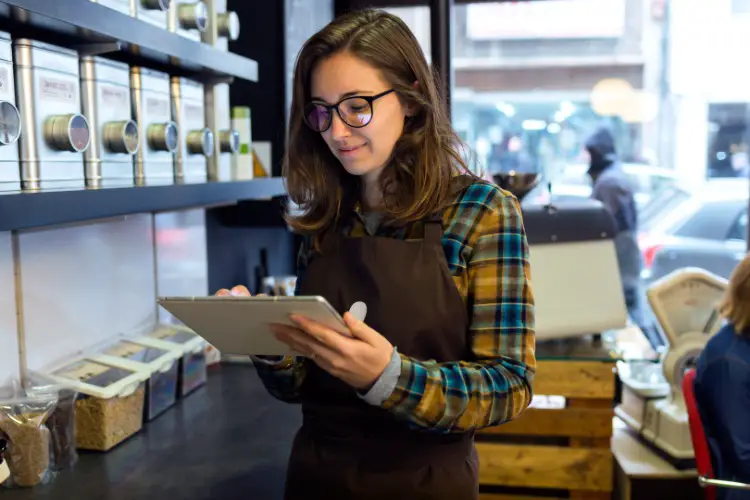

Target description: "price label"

left=39, top=76, right=76, bottom=103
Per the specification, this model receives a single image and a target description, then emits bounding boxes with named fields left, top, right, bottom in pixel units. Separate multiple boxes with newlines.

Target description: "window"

left=673, top=201, right=744, bottom=240
left=732, top=0, right=750, bottom=14
left=389, top=0, right=750, bottom=281
left=727, top=210, right=749, bottom=241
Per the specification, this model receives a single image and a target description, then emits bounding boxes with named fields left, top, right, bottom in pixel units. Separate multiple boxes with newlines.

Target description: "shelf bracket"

left=71, top=41, right=123, bottom=57
left=205, top=75, right=234, bottom=86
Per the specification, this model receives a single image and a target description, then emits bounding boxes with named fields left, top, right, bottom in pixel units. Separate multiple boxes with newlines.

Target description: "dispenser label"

left=101, top=86, right=128, bottom=107
left=39, top=76, right=76, bottom=102
left=146, top=97, right=169, bottom=116
left=0, top=68, right=9, bottom=98
left=185, top=103, right=203, bottom=122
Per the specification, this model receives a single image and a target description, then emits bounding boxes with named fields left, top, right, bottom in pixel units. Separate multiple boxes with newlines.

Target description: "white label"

left=40, top=76, right=76, bottom=103
left=0, top=68, right=9, bottom=98
left=185, top=103, right=203, bottom=122
left=146, top=97, right=169, bottom=116
left=101, top=85, right=128, bottom=107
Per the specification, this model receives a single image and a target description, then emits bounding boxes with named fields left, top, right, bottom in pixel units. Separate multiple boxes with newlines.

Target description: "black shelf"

left=0, top=177, right=287, bottom=231
left=0, top=0, right=258, bottom=83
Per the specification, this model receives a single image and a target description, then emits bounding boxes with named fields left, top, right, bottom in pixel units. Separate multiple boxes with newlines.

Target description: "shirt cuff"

left=358, top=347, right=401, bottom=406
left=251, top=355, right=290, bottom=367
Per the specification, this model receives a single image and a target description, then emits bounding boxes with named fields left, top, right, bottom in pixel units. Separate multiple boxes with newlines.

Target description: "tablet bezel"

left=156, top=295, right=349, bottom=357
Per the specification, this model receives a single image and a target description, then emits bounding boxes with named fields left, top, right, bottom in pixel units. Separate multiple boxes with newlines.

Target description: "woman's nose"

left=330, top=112, right=351, bottom=140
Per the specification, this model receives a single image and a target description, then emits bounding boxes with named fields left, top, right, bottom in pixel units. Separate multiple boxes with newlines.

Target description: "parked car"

left=638, top=178, right=749, bottom=283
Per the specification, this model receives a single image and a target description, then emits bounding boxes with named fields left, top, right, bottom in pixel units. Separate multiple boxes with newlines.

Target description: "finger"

left=289, top=315, right=349, bottom=353
left=271, top=324, right=315, bottom=352
left=215, top=288, right=231, bottom=296
left=343, top=312, right=379, bottom=343
left=271, top=324, right=339, bottom=364
left=230, top=285, right=250, bottom=296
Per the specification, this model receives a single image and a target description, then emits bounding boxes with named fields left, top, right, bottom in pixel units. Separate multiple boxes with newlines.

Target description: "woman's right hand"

left=214, top=285, right=283, bottom=362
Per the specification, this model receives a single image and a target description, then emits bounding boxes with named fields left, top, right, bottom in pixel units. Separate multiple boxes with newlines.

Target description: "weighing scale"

left=615, top=267, right=728, bottom=467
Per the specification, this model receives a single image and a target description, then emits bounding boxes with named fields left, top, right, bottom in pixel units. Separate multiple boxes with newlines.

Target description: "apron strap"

left=424, top=213, right=444, bottom=245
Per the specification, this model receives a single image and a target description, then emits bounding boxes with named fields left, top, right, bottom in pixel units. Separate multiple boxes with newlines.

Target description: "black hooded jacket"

left=585, top=127, right=643, bottom=290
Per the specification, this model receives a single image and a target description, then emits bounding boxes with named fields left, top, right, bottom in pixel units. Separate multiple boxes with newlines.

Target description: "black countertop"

left=2, top=364, right=302, bottom=500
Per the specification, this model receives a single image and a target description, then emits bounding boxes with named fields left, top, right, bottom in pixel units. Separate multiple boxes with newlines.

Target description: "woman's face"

left=310, top=51, right=408, bottom=184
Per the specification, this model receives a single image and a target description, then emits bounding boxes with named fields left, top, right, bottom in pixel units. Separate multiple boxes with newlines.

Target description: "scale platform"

left=615, top=267, right=727, bottom=468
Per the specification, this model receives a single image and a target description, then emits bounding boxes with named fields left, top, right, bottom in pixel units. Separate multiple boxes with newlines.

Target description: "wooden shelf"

left=0, top=177, right=287, bottom=231
left=0, top=0, right=258, bottom=83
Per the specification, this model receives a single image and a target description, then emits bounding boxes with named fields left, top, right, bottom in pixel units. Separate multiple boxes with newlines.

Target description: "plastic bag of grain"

left=0, top=381, right=57, bottom=488
left=24, top=374, right=79, bottom=470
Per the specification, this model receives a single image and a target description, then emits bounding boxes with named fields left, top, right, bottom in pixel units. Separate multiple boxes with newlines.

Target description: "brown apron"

left=285, top=206, right=478, bottom=500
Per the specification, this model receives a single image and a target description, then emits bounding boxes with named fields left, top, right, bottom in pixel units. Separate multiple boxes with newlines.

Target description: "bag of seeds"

left=0, top=381, right=58, bottom=488
left=24, top=374, right=79, bottom=470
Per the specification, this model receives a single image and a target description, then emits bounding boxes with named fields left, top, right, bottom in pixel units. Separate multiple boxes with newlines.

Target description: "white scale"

left=615, top=267, right=728, bottom=465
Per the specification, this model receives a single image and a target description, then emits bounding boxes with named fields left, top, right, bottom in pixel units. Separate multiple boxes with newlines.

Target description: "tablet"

left=157, top=295, right=348, bottom=356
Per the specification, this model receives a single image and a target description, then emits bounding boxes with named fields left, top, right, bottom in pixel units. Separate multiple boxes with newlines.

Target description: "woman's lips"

left=338, top=144, right=364, bottom=156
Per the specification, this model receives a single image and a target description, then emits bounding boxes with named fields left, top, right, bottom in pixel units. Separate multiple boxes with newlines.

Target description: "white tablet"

left=157, top=295, right=348, bottom=356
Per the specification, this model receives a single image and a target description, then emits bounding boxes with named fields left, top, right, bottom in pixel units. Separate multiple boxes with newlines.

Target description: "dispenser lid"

left=142, top=325, right=205, bottom=354
left=96, top=339, right=182, bottom=374
left=646, top=267, right=728, bottom=346
left=45, top=358, right=149, bottom=399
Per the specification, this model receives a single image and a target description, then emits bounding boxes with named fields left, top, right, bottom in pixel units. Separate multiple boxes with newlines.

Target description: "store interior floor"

left=3, top=364, right=300, bottom=500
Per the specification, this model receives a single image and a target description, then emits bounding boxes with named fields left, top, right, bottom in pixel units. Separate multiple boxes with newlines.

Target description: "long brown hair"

left=719, top=252, right=750, bottom=336
left=282, top=9, right=475, bottom=243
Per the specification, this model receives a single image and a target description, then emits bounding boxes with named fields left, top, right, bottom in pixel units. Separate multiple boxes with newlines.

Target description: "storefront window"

left=387, top=0, right=749, bottom=285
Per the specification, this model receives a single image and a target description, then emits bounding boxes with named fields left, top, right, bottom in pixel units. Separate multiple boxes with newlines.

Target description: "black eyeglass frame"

left=303, top=88, right=396, bottom=132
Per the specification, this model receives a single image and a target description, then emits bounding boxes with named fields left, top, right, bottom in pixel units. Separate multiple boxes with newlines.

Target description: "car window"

left=727, top=210, right=748, bottom=241
left=673, top=201, right=744, bottom=240
left=640, top=187, right=692, bottom=230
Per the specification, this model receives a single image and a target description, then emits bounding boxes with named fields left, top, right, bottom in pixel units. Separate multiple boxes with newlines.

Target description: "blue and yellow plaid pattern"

left=255, top=179, right=536, bottom=431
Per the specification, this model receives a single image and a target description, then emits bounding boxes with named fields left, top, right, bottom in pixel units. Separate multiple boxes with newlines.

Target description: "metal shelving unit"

left=0, top=0, right=282, bottom=232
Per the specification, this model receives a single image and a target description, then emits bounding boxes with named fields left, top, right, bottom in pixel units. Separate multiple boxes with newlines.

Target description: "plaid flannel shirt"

left=254, top=179, right=536, bottom=431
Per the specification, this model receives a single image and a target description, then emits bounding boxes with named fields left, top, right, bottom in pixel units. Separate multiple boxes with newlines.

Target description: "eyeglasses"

left=303, top=89, right=395, bottom=133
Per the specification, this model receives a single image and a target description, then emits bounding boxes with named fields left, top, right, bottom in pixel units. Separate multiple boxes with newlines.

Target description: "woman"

left=694, top=255, right=750, bottom=500
left=217, top=9, right=536, bottom=499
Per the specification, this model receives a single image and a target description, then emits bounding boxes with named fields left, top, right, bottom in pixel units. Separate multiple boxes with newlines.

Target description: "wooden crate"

left=478, top=359, right=617, bottom=499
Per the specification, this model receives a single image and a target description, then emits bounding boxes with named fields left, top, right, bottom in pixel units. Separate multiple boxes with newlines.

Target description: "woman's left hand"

left=270, top=313, right=394, bottom=391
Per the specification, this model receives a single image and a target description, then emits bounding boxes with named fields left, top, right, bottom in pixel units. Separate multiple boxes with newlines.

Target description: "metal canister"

left=131, top=67, right=178, bottom=185
left=0, top=31, right=22, bottom=192
left=14, top=39, right=90, bottom=191
left=171, top=76, right=212, bottom=183
left=135, top=0, right=172, bottom=29
left=168, top=1, right=209, bottom=42
left=81, top=57, right=139, bottom=188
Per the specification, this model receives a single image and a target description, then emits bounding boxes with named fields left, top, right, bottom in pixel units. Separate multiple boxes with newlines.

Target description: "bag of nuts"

left=24, top=374, right=79, bottom=470
left=0, top=381, right=58, bottom=489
